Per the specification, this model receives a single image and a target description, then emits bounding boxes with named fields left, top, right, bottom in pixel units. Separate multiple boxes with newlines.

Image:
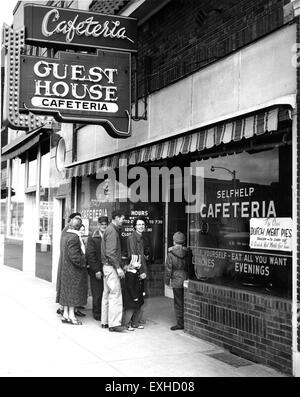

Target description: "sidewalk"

left=0, top=265, right=288, bottom=377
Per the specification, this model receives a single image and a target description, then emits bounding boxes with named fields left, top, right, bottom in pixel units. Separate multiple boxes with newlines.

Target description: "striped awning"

left=65, top=106, right=291, bottom=179
left=1, top=127, right=43, bottom=162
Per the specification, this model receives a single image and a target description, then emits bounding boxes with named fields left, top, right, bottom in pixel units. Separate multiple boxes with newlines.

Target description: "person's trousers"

left=89, top=273, right=103, bottom=319
left=123, top=307, right=142, bottom=327
left=173, top=287, right=184, bottom=327
left=101, top=265, right=123, bottom=328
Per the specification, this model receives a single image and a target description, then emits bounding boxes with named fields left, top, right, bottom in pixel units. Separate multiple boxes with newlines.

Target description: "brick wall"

left=136, top=0, right=290, bottom=97
left=185, top=280, right=292, bottom=374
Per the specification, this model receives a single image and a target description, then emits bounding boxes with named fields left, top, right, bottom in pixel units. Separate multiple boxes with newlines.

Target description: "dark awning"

left=1, top=127, right=44, bottom=162
left=64, top=106, right=291, bottom=178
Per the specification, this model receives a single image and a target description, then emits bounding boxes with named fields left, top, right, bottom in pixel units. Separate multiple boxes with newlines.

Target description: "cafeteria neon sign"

left=23, top=4, right=137, bottom=52
left=41, top=8, right=135, bottom=45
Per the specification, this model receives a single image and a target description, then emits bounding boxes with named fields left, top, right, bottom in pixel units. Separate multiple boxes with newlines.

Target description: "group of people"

left=55, top=209, right=190, bottom=332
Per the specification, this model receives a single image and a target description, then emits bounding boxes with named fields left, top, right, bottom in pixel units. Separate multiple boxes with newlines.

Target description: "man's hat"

left=98, top=216, right=109, bottom=224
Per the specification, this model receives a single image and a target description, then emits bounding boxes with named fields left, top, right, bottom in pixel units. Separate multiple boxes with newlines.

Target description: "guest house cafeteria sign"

left=19, top=4, right=137, bottom=138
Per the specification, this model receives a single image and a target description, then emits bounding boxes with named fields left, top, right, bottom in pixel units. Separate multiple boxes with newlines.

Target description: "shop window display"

left=189, top=144, right=292, bottom=299
left=10, top=158, right=25, bottom=238
left=77, top=174, right=164, bottom=264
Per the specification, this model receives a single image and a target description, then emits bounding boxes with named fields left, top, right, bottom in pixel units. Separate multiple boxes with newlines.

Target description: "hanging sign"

left=23, top=4, right=137, bottom=52
left=19, top=50, right=131, bottom=138
left=249, top=217, right=293, bottom=252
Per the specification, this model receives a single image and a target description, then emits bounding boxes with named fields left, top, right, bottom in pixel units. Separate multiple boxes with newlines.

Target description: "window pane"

left=10, top=159, right=25, bottom=237
left=189, top=144, right=292, bottom=299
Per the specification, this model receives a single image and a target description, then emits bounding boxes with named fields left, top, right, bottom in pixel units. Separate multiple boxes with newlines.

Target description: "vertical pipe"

left=74, top=177, right=78, bottom=211
left=134, top=54, right=139, bottom=120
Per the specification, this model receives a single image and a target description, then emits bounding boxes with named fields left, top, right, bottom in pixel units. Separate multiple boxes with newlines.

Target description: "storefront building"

left=1, top=0, right=299, bottom=375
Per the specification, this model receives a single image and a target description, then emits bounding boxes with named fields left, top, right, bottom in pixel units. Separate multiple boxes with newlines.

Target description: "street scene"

left=0, top=0, right=299, bottom=379
left=0, top=264, right=287, bottom=377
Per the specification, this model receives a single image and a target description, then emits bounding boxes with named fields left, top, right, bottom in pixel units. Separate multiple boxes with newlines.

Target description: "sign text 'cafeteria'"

left=19, top=50, right=131, bottom=137
left=23, top=4, right=137, bottom=52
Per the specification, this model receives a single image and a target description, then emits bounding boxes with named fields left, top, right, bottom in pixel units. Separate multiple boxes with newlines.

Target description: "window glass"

left=39, top=152, right=52, bottom=243
left=10, top=158, right=25, bottom=237
left=77, top=174, right=114, bottom=235
left=189, top=145, right=292, bottom=299
left=1, top=167, right=8, bottom=234
left=77, top=173, right=164, bottom=264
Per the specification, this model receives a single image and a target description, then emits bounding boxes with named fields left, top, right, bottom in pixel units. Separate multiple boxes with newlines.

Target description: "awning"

left=65, top=106, right=291, bottom=178
left=1, top=127, right=43, bottom=162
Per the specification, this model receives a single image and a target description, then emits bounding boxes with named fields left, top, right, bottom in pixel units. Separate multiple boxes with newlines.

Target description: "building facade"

left=1, top=0, right=299, bottom=375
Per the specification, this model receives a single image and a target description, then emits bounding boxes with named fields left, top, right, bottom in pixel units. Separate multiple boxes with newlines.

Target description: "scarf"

left=67, top=229, right=86, bottom=255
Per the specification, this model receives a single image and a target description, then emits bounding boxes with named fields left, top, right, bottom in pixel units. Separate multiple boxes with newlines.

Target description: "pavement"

left=0, top=264, right=289, bottom=378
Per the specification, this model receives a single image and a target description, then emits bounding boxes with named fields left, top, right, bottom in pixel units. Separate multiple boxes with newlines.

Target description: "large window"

left=10, top=158, right=25, bottom=238
left=77, top=172, right=164, bottom=264
left=189, top=144, right=292, bottom=299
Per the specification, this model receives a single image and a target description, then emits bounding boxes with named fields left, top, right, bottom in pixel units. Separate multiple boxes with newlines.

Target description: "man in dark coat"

left=86, top=215, right=108, bottom=321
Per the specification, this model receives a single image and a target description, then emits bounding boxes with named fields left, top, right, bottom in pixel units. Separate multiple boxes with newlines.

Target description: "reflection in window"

left=10, top=159, right=25, bottom=238
left=189, top=145, right=292, bottom=299
left=39, top=152, right=52, bottom=245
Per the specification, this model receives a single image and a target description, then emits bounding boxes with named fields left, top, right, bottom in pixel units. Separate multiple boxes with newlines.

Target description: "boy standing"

left=165, top=232, right=189, bottom=331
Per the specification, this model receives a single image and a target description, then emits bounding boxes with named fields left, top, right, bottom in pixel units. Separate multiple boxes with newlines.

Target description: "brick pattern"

left=185, top=281, right=292, bottom=374
left=135, top=0, right=289, bottom=97
left=90, top=0, right=130, bottom=15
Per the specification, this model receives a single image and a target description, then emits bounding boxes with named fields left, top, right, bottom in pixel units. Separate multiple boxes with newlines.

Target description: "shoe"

left=68, top=318, right=82, bottom=325
left=61, top=316, right=71, bottom=324
left=75, top=310, right=86, bottom=317
left=101, top=324, right=109, bottom=329
left=170, top=325, right=184, bottom=331
left=109, top=325, right=126, bottom=332
left=127, top=326, right=135, bottom=331
left=57, top=308, right=63, bottom=316
left=132, top=324, right=144, bottom=329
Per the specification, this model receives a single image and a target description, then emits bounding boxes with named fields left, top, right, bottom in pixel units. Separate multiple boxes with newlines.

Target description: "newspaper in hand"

left=129, top=254, right=141, bottom=269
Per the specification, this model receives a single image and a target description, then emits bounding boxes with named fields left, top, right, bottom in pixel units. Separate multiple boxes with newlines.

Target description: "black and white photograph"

left=0, top=0, right=298, bottom=381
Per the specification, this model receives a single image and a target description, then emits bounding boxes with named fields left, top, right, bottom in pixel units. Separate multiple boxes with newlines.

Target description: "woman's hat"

left=173, top=232, right=186, bottom=244
left=98, top=216, right=109, bottom=224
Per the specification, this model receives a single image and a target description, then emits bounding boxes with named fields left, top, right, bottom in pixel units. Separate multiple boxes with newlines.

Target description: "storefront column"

left=22, top=193, right=36, bottom=276
left=52, top=198, right=62, bottom=285
left=293, top=107, right=300, bottom=375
